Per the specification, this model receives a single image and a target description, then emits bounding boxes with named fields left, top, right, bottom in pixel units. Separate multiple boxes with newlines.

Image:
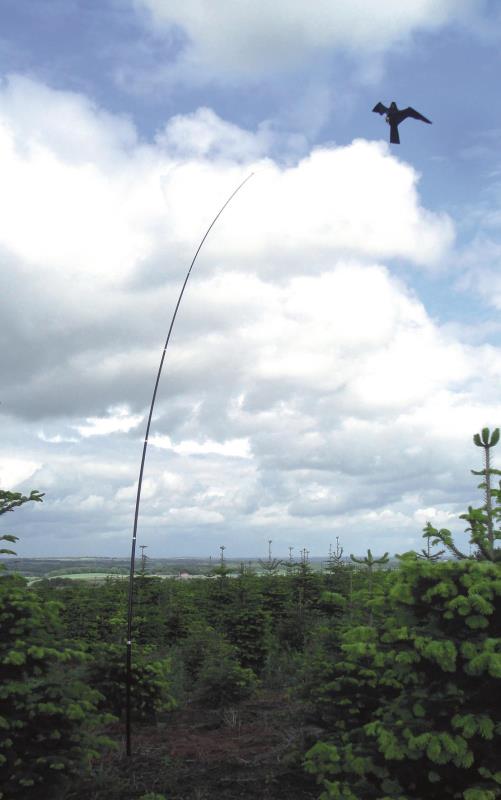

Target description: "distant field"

left=1, top=555, right=345, bottom=581
left=43, top=572, right=128, bottom=582
left=36, top=572, right=184, bottom=582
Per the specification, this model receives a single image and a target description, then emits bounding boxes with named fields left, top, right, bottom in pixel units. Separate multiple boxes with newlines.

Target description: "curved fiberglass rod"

left=125, top=172, right=254, bottom=756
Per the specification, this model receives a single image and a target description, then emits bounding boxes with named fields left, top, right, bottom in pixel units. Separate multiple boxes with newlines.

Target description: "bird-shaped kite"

left=372, top=101, right=432, bottom=144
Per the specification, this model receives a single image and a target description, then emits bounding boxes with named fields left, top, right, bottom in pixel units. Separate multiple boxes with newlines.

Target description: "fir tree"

left=424, top=427, right=501, bottom=562
left=350, top=549, right=390, bottom=626
left=305, top=433, right=501, bottom=799
left=305, top=557, right=501, bottom=800
left=0, top=491, right=113, bottom=799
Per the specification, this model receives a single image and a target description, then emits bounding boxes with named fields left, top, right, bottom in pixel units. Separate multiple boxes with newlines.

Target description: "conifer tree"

left=305, top=433, right=501, bottom=800
left=417, top=535, right=445, bottom=561
left=327, top=537, right=344, bottom=569
left=258, top=539, right=283, bottom=574
left=350, top=549, right=390, bottom=625
left=305, top=558, right=501, bottom=799
left=323, top=537, right=347, bottom=592
left=0, top=490, right=113, bottom=799
left=424, top=427, right=501, bottom=562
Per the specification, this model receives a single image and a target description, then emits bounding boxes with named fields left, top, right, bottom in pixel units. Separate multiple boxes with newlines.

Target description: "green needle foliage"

left=0, top=490, right=44, bottom=559
left=350, top=550, right=390, bottom=626
left=349, top=549, right=389, bottom=568
left=0, top=490, right=114, bottom=800
left=85, top=642, right=176, bottom=720
left=0, top=489, right=44, bottom=520
left=305, top=558, right=501, bottom=799
left=473, top=428, right=500, bottom=554
left=417, top=536, right=445, bottom=562
left=0, top=574, right=115, bottom=799
left=305, top=433, right=501, bottom=800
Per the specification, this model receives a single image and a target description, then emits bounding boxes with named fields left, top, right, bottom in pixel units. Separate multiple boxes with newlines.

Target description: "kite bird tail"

left=390, top=123, right=400, bottom=145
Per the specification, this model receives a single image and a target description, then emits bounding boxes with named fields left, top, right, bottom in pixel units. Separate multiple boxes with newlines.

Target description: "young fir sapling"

left=350, top=549, right=390, bottom=625
left=325, top=537, right=344, bottom=573
left=305, top=431, right=501, bottom=800
left=417, top=536, right=445, bottom=562
left=423, top=427, right=501, bottom=562
left=258, top=538, right=283, bottom=574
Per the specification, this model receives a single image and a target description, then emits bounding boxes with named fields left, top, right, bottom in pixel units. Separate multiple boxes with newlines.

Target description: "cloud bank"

left=0, top=74, right=498, bottom=558
left=135, top=0, right=480, bottom=77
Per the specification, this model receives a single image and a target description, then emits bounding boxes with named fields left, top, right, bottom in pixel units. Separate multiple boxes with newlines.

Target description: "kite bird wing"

left=372, top=102, right=388, bottom=115
left=398, top=107, right=432, bottom=125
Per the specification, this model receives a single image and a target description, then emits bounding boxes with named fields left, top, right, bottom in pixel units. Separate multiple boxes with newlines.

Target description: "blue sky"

left=2, top=0, right=501, bottom=559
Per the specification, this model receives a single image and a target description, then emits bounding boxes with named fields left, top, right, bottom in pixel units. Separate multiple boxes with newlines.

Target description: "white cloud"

left=167, top=506, right=224, bottom=525
left=158, top=140, right=454, bottom=271
left=150, top=434, right=251, bottom=458
left=136, top=0, right=479, bottom=76
left=156, top=107, right=274, bottom=161
left=0, top=76, right=452, bottom=309
left=0, top=76, right=454, bottom=429
left=412, top=506, right=457, bottom=526
left=0, top=74, right=138, bottom=165
left=0, top=458, right=42, bottom=488
left=78, top=494, right=106, bottom=511
left=75, top=406, right=144, bottom=438
left=38, top=432, right=79, bottom=444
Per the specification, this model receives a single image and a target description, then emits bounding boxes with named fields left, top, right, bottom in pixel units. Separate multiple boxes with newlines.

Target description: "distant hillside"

left=0, top=554, right=402, bottom=580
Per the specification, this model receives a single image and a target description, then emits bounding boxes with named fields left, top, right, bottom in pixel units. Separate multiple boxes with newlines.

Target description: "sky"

left=2, top=0, right=501, bottom=559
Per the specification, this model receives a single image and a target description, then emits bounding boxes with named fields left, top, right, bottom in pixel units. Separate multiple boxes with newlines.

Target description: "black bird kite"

left=372, top=101, right=431, bottom=144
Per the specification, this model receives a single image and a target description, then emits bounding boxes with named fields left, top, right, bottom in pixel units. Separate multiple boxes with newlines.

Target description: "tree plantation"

left=0, top=431, right=500, bottom=800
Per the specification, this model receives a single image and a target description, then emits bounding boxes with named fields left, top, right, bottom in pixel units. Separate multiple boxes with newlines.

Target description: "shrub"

left=195, top=653, right=258, bottom=707
left=177, top=622, right=258, bottom=706
left=305, top=559, right=501, bottom=799
left=0, top=573, right=114, bottom=800
left=84, top=643, right=176, bottom=721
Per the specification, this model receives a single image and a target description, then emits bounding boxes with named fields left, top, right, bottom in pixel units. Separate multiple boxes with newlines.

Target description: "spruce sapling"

left=423, top=427, right=501, bottom=562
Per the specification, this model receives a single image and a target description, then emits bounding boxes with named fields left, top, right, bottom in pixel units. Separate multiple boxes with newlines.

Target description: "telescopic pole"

left=125, top=173, right=254, bottom=756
